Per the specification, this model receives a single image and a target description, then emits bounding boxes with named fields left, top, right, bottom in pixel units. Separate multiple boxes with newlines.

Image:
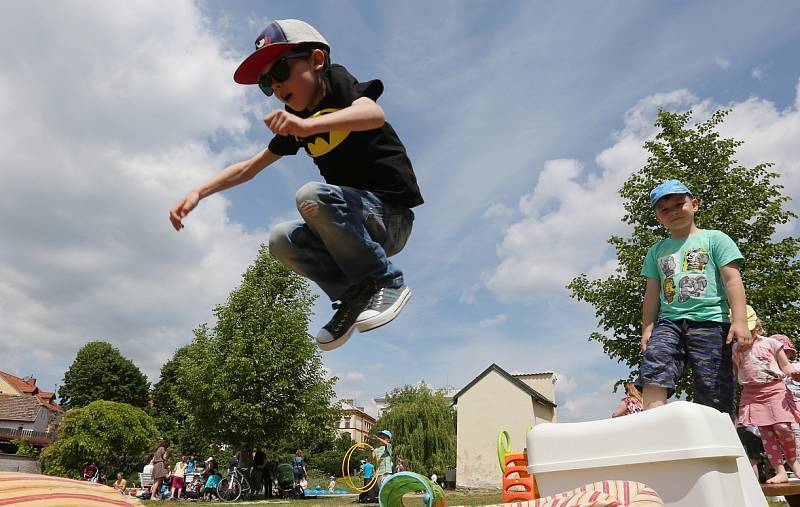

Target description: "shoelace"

left=329, top=301, right=352, bottom=332
left=366, top=288, right=386, bottom=309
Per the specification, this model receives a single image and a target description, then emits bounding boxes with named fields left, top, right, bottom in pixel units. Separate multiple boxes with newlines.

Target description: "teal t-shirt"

left=374, top=444, right=392, bottom=475
left=360, top=462, right=374, bottom=479
left=641, top=229, right=743, bottom=323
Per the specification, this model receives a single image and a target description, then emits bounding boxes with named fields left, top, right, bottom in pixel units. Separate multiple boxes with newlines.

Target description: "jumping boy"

left=169, top=19, right=423, bottom=351
left=640, top=180, right=751, bottom=416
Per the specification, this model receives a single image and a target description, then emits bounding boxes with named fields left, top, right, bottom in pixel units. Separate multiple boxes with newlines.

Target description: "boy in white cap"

left=639, top=179, right=751, bottom=417
left=170, top=19, right=422, bottom=351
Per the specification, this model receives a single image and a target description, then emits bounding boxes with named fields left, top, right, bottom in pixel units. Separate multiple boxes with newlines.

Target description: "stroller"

left=274, top=463, right=304, bottom=499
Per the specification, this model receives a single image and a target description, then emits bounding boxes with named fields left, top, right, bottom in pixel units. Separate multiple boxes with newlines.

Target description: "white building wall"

left=456, top=371, right=538, bottom=489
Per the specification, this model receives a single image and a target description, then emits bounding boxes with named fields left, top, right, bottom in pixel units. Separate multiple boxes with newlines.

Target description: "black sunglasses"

left=258, top=51, right=311, bottom=97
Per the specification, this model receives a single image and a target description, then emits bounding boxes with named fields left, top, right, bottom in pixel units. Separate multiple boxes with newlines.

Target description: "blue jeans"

left=268, top=182, right=414, bottom=301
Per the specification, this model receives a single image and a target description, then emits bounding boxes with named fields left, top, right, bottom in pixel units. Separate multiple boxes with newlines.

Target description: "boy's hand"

left=640, top=332, right=651, bottom=353
left=728, top=321, right=753, bottom=347
left=170, top=191, right=200, bottom=231
left=264, top=110, right=312, bottom=137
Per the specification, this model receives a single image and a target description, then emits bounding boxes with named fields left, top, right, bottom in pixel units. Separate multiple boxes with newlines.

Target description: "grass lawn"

left=138, top=490, right=791, bottom=506
left=140, top=489, right=502, bottom=506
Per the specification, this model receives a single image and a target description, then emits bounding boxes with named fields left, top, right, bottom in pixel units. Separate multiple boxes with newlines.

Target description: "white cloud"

left=0, top=2, right=262, bottom=382
left=486, top=82, right=800, bottom=302
left=482, top=203, right=515, bottom=220
left=714, top=56, right=731, bottom=70
left=752, top=67, right=765, bottom=79
left=344, top=371, right=366, bottom=383
left=478, top=314, right=508, bottom=327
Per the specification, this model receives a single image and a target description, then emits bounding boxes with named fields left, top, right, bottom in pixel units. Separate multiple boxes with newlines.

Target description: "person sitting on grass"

left=203, top=461, right=222, bottom=501
left=112, top=472, right=126, bottom=493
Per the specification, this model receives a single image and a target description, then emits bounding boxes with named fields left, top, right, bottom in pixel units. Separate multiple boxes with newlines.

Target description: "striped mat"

left=456, top=480, right=665, bottom=507
left=0, top=472, right=142, bottom=506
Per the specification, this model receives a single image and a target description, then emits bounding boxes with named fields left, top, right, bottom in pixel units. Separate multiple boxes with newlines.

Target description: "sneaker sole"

left=316, top=323, right=357, bottom=352
left=356, top=287, right=412, bottom=333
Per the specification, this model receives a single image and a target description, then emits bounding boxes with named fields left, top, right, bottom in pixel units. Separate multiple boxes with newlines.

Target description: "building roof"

left=0, top=394, right=42, bottom=422
left=340, top=400, right=376, bottom=423
left=0, top=372, right=38, bottom=395
left=0, top=371, right=62, bottom=413
left=451, top=363, right=557, bottom=408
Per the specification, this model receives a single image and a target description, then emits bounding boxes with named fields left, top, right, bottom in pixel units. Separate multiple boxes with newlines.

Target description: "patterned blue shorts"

left=639, top=318, right=734, bottom=416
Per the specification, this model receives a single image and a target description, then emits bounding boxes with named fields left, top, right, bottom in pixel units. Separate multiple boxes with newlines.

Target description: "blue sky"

left=2, top=1, right=800, bottom=422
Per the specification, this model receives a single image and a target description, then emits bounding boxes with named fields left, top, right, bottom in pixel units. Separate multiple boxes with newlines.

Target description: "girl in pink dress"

left=734, top=313, right=800, bottom=484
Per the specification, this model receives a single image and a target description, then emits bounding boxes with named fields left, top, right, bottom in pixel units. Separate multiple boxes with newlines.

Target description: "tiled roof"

left=0, top=371, right=62, bottom=413
left=0, top=394, right=42, bottom=422
left=0, top=372, right=38, bottom=395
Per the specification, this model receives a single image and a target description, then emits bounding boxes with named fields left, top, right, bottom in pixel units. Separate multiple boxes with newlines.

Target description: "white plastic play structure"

left=526, top=401, right=767, bottom=507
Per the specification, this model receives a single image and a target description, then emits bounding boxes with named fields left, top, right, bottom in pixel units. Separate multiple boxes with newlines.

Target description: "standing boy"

left=640, top=180, right=751, bottom=416
left=170, top=19, right=422, bottom=351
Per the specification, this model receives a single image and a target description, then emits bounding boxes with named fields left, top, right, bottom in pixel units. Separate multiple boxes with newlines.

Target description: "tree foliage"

left=58, top=341, right=150, bottom=410
left=166, top=246, right=340, bottom=456
left=569, top=109, right=800, bottom=396
left=374, top=383, right=456, bottom=476
left=306, top=432, right=365, bottom=477
left=12, top=439, right=39, bottom=457
left=150, top=346, right=209, bottom=457
left=39, top=400, right=158, bottom=479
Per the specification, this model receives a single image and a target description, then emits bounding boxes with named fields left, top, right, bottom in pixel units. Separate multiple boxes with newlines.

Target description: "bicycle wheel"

left=239, top=476, right=251, bottom=499
left=219, top=476, right=242, bottom=502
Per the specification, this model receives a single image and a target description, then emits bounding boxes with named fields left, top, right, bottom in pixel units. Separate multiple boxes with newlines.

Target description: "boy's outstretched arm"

left=641, top=278, right=660, bottom=352
left=721, top=261, right=751, bottom=347
left=264, top=97, right=385, bottom=137
left=169, top=148, right=281, bottom=231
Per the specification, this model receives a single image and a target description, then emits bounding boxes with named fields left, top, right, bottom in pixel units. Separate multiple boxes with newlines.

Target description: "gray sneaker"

left=356, top=285, right=412, bottom=332
left=316, top=282, right=374, bottom=351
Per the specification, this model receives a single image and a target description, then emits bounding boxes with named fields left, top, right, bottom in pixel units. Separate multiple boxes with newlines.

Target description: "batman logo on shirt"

left=299, top=108, right=351, bottom=158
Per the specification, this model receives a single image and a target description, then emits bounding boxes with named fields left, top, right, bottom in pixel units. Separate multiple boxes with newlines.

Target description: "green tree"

left=58, top=341, right=150, bottom=410
left=39, top=400, right=158, bottom=479
left=172, top=246, right=340, bottom=457
left=12, top=439, right=39, bottom=457
left=150, top=346, right=209, bottom=457
left=306, top=432, right=363, bottom=477
left=374, top=383, right=456, bottom=476
left=569, top=109, right=800, bottom=396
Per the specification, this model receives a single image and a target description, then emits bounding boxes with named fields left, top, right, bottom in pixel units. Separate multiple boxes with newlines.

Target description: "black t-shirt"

left=268, top=64, right=423, bottom=209
left=253, top=451, right=267, bottom=468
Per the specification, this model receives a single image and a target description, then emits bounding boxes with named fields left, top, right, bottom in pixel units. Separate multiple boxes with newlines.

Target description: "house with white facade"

left=453, top=363, right=557, bottom=488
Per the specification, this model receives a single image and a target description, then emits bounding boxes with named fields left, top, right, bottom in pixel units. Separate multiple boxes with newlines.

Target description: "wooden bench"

left=138, top=472, right=153, bottom=488
left=762, top=482, right=800, bottom=506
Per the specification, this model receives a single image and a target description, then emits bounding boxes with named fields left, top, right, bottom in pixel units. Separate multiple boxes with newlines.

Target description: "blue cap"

left=378, top=430, right=392, bottom=439
left=650, top=180, right=692, bottom=207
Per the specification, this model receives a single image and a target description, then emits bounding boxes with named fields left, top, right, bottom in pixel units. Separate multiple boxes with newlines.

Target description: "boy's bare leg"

left=642, top=385, right=667, bottom=410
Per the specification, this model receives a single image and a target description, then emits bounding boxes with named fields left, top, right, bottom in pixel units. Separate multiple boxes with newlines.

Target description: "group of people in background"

left=141, top=440, right=225, bottom=501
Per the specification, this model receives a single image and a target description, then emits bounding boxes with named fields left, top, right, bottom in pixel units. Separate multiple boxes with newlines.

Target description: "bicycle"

left=219, top=466, right=252, bottom=502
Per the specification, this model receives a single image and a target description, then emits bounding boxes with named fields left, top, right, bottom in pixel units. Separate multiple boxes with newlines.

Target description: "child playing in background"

left=112, top=472, right=126, bottom=493
left=203, top=461, right=221, bottom=501
left=775, top=334, right=800, bottom=458
left=611, top=382, right=643, bottom=417
left=734, top=308, right=800, bottom=484
left=171, top=455, right=187, bottom=499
